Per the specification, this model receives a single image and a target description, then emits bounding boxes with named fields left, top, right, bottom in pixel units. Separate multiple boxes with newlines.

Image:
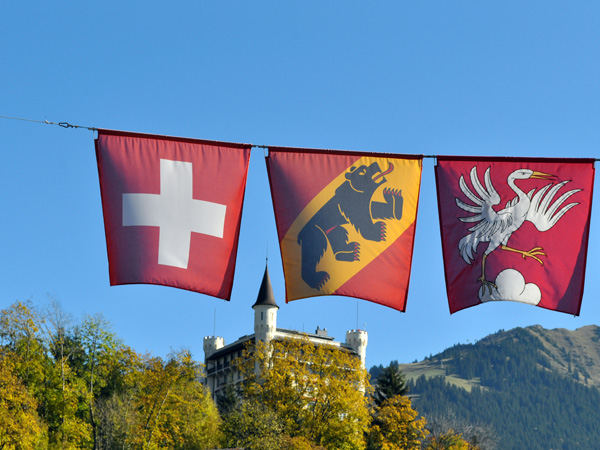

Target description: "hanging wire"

left=0, top=115, right=48, bottom=125
left=1, top=114, right=599, bottom=161
left=0, top=115, right=96, bottom=131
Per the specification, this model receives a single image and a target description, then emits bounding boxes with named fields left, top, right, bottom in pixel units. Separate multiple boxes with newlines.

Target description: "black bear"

left=298, top=161, right=403, bottom=290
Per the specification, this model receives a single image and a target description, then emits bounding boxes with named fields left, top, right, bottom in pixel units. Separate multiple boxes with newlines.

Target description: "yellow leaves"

left=233, top=335, right=371, bottom=450
left=0, top=353, right=47, bottom=450
left=368, top=395, right=429, bottom=450
left=1, top=300, right=221, bottom=450
left=282, top=435, right=328, bottom=450
left=423, top=429, right=472, bottom=450
left=131, top=350, right=221, bottom=450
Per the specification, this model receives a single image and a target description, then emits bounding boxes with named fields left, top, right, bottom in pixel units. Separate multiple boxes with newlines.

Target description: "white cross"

left=122, top=159, right=226, bottom=269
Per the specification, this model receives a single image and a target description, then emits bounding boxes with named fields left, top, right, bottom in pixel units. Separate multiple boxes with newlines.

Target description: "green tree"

left=372, top=364, right=408, bottom=407
left=94, top=345, right=142, bottom=450
left=78, top=313, right=122, bottom=449
left=41, top=299, right=92, bottom=450
left=216, top=382, right=239, bottom=416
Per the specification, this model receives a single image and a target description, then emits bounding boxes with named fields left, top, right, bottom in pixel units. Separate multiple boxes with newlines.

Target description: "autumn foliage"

left=1, top=299, right=482, bottom=450
left=227, top=336, right=372, bottom=449
left=0, top=300, right=221, bottom=450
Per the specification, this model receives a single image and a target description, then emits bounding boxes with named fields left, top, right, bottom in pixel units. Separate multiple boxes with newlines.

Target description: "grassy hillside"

left=398, top=324, right=600, bottom=390
left=376, top=325, right=600, bottom=450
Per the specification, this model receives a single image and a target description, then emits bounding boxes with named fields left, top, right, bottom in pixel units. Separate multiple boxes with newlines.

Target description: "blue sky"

left=2, top=2, right=600, bottom=368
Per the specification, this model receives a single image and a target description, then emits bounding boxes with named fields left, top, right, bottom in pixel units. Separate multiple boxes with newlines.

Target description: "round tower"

left=253, top=266, right=279, bottom=343
left=345, top=329, right=368, bottom=367
left=203, top=336, right=224, bottom=359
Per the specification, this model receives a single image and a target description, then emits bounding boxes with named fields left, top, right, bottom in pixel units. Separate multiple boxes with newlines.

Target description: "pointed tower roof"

left=252, top=265, right=279, bottom=309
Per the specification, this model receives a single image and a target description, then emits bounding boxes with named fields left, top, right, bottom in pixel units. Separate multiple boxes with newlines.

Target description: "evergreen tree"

left=408, top=327, right=600, bottom=449
left=372, top=363, right=409, bottom=406
left=216, top=382, right=239, bottom=416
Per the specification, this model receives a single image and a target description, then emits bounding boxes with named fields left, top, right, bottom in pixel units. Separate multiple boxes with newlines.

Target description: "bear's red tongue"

left=372, top=162, right=394, bottom=182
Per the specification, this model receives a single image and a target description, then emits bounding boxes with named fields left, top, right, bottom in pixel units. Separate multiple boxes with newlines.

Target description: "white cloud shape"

left=479, top=268, right=541, bottom=306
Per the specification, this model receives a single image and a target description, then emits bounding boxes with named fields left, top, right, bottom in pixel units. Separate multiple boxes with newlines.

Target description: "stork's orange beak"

left=530, top=171, right=556, bottom=180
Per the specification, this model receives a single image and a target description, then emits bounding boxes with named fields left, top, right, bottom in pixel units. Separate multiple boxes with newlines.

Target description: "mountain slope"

left=392, top=325, right=600, bottom=450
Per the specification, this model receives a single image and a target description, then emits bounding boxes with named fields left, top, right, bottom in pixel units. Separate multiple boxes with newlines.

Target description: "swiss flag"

left=95, top=129, right=251, bottom=300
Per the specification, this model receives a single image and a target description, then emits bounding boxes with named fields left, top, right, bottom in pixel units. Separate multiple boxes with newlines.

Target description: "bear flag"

left=95, top=129, right=251, bottom=300
left=436, top=156, right=595, bottom=315
left=266, top=147, right=423, bottom=312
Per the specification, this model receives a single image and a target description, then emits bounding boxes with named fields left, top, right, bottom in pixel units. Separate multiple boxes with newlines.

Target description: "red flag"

left=95, top=130, right=251, bottom=299
left=266, top=147, right=423, bottom=312
left=436, top=156, right=595, bottom=315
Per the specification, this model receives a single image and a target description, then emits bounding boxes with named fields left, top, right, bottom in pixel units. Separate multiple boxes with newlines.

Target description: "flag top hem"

left=97, top=128, right=252, bottom=150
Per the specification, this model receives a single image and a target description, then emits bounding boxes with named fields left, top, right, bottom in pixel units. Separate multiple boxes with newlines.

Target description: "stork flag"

left=95, top=130, right=251, bottom=299
left=436, top=156, right=595, bottom=315
left=266, top=147, right=422, bottom=312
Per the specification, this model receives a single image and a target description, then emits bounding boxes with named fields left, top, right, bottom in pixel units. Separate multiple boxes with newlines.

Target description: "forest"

left=400, top=327, right=600, bottom=450
left=1, top=299, right=489, bottom=450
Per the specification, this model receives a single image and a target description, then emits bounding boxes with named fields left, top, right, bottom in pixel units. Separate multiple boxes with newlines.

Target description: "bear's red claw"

left=384, top=188, right=402, bottom=197
left=317, top=273, right=330, bottom=290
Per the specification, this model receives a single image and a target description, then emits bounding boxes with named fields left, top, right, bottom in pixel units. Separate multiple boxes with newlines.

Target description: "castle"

left=203, top=266, right=368, bottom=398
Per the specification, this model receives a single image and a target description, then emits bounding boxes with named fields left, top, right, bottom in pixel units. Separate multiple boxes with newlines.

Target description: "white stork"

left=456, top=166, right=580, bottom=293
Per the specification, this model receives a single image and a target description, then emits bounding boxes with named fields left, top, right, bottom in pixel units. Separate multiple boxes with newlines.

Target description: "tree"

left=233, top=336, right=372, bottom=450
left=40, top=298, right=92, bottom=449
left=221, top=398, right=286, bottom=450
left=367, top=394, right=428, bottom=450
left=216, top=382, right=239, bottom=416
left=0, top=301, right=47, bottom=391
left=76, top=313, right=125, bottom=450
left=95, top=393, right=137, bottom=450
left=40, top=297, right=74, bottom=392
left=282, top=436, right=327, bottom=450
left=423, top=411, right=496, bottom=450
left=1, top=299, right=221, bottom=450
left=131, top=350, right=221, bottom=450
left=0, top=352, right=46, bottom=450
left=157, top=360, right=222, bottom=450
left=0, top=300, right=90, bottom=449
left=372, top=364, right=408, bottom=407
left=93, top=348, right=222, bottom=450
left=423, top=429, right=471, bottom=450
left=0, top=300, right=94, bottom=449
